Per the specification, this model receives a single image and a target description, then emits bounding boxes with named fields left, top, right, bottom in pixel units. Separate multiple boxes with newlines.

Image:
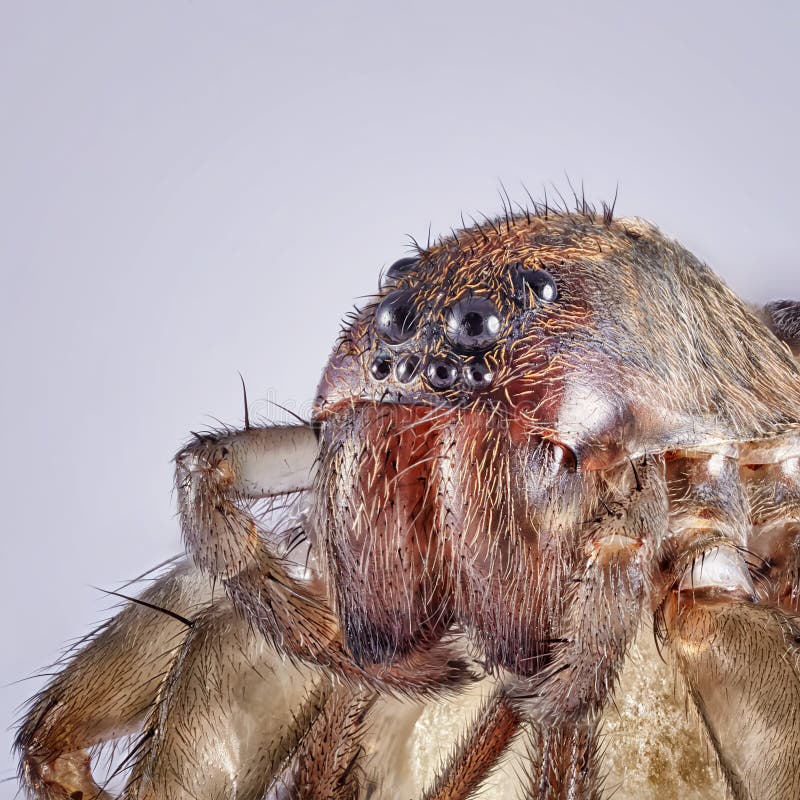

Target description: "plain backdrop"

left=1, top=1, right=798, bottom=793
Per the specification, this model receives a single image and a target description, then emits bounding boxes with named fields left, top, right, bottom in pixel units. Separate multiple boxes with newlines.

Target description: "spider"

left=15, top=204, right=800, bottom=800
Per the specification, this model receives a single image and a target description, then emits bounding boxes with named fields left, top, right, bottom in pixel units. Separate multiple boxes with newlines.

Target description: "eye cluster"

left=370, top=347, right=494, bottom=392
left=368, top=257, right=558, bottom=393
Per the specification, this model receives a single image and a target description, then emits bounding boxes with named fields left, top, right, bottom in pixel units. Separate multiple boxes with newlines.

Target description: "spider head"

left=315, top=217, right=584, bottom=409
left=313, top=212, right=649, bottom=467
left=314, top=209, right=800, bottom=470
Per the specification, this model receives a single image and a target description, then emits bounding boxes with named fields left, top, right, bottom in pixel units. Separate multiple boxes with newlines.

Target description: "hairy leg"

left=659, top=447, right=800, bottom=799
left=264, top=685, right=376, bottom=800
left=122, top=600, right=331, bottom=800
left=17, top=550, right=377, bottom=800
left=16, top=561, right=215, bottom=799
left=524, top=723, right=600, bottom=800
left=741, top=444, right=800, bottom=610
left=663, top=586, right=800, bottom=800
left=421, top=690, right=521, bottom=800
left=503, top=457, right=668, bottom=799
left=515, top=457, right=668, bottom=724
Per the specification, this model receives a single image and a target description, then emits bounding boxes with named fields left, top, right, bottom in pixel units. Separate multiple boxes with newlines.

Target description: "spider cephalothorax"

left=15, top=206, right=800, bottom=800
left=320, top=214, right=800, bottom=456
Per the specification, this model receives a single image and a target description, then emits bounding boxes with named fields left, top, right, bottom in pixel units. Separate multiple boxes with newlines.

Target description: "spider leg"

left=15, top=560, right=215, bottom=800
left=264, top=685, right=376, bottom=800
left=741, top=444, right=800, bottom=611
left=514, top=456, right=668, bottom=722
left=658, top=447, right=800, bottom=799
left=506, top=456, right=669, bottom=799
left=524, top=723, right=600, bottom=800
left=122, top=598, right=337, bottom=800
left=17, top=549, right=378, bottom=799
left=661, top=576, right=800, bottom=800
left=420, top=689, right=521, bottom=800
left=432, top=415, right=670, bottom=798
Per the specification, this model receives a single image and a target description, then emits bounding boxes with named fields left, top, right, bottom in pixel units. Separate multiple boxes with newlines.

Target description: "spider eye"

left=445, top=297, right=502, bottom=352
left=463, top=361, right=493, bottom=390
left=386, top=257, right=419, bottom=281
left=375, top=289, right=419, bottom=344
left=519, top=269, right=558, bottom=303
left=370, top=353, right=392, bottom=380
left=426, top=358, right=458, bottom=390
left=396, top=354, right=421, bottom=383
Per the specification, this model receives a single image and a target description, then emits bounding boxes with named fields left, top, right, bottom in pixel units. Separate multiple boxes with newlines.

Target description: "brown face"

left=311, top=214, right=650, bottom=669
left=314, top=215, right=656, bottom=469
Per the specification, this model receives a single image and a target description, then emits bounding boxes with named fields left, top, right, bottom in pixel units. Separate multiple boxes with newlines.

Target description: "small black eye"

left=426, top=358, right=458, bottom=390
left=519, top=269, right=558, bottom=303
left=370, top=353, right=392, bottom=381
left=396, top=354, right=421, bottom=383
left=463, top=362, right=493, bottom=390
left=386, top=257, right=419, bottom=280
left=445, top=297, right=502, bottom=352
left=375, top=289, right=419, bottom=344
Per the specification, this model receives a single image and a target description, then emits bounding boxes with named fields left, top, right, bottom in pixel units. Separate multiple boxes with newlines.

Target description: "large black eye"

left=519, top=269, right=558, bottom=303
left=386, top=257, right=418, bottom=280
left=375, top=289, right=419, bottom=344
left=445, top=296, right=502, bottom=352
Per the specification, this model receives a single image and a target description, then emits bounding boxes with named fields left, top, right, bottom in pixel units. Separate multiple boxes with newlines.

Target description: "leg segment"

left=741, top=441, right=800, bottom=610
left=16, top=561, right=215, bottom=799
left=525, top=723, right=600, bottom=800
left=264, top=685, right=376, bottom=800
left=498, top=457, right=668, bottom=799
left=175, top=424, right=319, bottom=579
left=659, top=446, right=800, bottom=799
left=421, top=690, right=521, bottom=800
left=433, top=409, right=670, bottom=798
left=515, top=457, right=668, bottom=725
left=17, top=552, right=378, bottom=800
left=663, top=589, right=800, bottom=800
left=122, top=600, right=332, bottom=800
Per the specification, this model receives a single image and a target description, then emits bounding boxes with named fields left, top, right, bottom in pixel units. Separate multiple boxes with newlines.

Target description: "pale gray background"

left=1, top=1, right=798, bottom=793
